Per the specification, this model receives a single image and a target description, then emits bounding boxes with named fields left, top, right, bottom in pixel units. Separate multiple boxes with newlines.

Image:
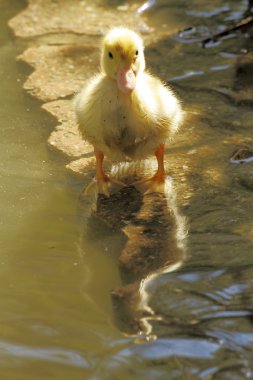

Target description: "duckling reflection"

left=92, top=166, right=187, bottom=336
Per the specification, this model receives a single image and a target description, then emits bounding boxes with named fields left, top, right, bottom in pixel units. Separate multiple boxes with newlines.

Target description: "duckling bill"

left=75, top=27, right=183, bottom=196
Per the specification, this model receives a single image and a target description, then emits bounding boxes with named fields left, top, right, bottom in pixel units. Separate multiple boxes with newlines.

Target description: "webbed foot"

left=132, top=174, right=166, bottom=194
left=82, top=176, right=126, bottom=197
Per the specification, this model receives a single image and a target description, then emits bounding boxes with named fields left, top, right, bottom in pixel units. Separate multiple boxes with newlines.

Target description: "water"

left=1, top=0, right=253, bottom=379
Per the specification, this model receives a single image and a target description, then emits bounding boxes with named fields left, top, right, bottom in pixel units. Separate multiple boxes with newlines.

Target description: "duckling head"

left=101, top=27, right=145, bottom=94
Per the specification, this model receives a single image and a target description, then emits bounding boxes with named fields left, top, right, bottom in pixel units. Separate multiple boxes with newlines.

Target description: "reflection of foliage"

left=201, top=0, right=253, bottom=47
left=175, top=0, right=253, bottom=47
left=174, top=0, right=253, bottom=47
left=202, top=15, right=253, bottom=47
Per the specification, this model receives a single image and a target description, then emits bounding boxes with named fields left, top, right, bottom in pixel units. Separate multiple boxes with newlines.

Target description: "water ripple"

left=0, top=340, right=90, bottom=369
left=203, top=309, right=253, bottom=320
left=186, top=5, right=230, bottom=18
left=169, top=71, right=205, bottom=81
left=136, top=0, right=156, bottom=15
left=120, top=338, right=220, bottom=360
left=210, top=330, right=253, bottom=349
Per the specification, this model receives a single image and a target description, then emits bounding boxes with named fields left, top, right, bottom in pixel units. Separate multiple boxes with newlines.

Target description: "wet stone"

left=18, top=44, right=97, bottom=159
left=230, top=147, right=253, bottom=164
left=43, top=100, right=93, bottom=157
left=18, top=45, right=100, bottom=102
left=8, top=0, right=148, bottom=38
left=66, top=157, right=101, bottom=178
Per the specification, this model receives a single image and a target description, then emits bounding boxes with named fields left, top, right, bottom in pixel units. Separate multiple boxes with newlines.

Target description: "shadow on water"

left=81, top=176, right=187, bottom=336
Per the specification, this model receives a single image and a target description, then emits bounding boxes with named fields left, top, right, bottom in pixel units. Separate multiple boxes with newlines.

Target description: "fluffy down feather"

left=75, top=27, right=183, bottom=162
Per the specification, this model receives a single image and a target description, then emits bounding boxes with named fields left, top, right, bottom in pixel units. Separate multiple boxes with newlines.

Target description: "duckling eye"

left=108, top=52, right=113, bottom=59
left=135, top=50, right=139, bottom=56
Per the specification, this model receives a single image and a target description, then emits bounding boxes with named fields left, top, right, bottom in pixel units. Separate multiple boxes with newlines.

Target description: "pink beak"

left=117, top=67, right=136, bottom=94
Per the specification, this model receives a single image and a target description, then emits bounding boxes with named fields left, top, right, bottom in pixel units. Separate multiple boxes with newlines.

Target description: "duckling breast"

left=75, top=72, right=183, bottom=161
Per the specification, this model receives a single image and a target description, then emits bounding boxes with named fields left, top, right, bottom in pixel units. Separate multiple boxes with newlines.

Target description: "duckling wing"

left=75, top=74, right=125, bottom=159
left=123, top=73, right=183, bottom=159
left=134, top=72, right=183, bottom=135
left=74, top=74, right=104, bottom=142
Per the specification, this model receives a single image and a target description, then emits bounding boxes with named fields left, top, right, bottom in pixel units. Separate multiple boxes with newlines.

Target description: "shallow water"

left=1, top=0, right=253, bottom=379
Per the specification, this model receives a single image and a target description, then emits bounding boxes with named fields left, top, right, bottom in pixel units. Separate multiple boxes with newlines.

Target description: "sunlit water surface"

left=1, top=0, right=253, bottom=379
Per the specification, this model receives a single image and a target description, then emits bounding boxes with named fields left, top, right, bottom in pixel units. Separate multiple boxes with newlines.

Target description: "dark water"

left=1, top=0, right=253, bottom=379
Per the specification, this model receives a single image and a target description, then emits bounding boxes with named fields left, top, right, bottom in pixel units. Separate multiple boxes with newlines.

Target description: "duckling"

left=75, top=27, right=183, bottom=196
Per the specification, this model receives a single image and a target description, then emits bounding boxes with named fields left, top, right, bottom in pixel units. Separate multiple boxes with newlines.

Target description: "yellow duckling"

left=75, top=27, right=183, bottom=196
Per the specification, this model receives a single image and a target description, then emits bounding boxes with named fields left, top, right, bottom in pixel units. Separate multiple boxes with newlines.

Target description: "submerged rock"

left=230, top=147, right=253, bottom=164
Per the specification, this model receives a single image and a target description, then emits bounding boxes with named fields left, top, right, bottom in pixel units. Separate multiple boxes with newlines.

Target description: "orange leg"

left=132, top=144, right=166, bottom=193
left=83, top=147, right=125, bottom=197
left=154, top=144, right=166, bottom=181
left=94, top=148, right=109, bottom=182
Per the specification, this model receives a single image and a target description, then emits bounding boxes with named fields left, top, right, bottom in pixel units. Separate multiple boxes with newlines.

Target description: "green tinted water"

left=1, top=0, right=253, bottom=379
